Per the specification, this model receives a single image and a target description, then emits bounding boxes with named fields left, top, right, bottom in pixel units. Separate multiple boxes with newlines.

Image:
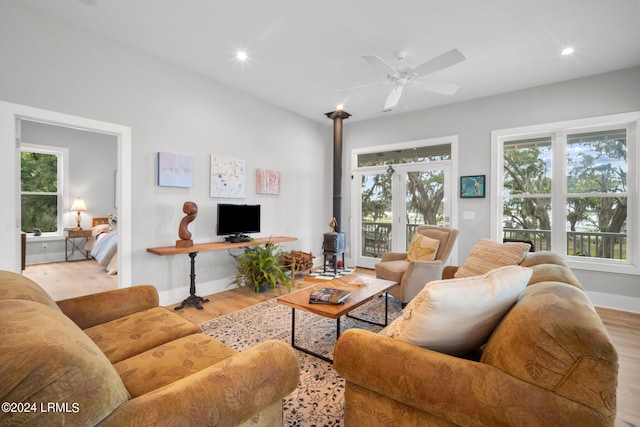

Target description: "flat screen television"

left=216, top=204, right=260, bottom=242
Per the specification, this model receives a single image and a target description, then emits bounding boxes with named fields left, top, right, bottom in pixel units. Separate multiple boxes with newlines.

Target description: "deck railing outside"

left=503, top=228, right=626, bottom=259
left=361, top=222, right=626, bottom=260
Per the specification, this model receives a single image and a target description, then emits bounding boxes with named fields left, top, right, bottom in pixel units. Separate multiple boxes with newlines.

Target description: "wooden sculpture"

left=176, top=201, right=198, bottom=248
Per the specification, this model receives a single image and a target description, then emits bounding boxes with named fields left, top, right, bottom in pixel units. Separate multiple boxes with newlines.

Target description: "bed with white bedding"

left=83, top=216, right=118, bottom=274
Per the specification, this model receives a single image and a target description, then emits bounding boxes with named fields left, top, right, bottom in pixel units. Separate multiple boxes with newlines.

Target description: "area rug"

left=199, top=294, right=403, bottom=426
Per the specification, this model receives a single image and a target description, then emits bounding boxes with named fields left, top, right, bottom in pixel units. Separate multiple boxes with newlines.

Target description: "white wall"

left=0, top=2, right=331, bottom=304
left=343, top=67, right=640, bottom=312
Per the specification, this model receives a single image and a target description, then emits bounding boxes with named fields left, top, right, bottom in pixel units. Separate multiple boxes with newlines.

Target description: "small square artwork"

left=460, top=175, right=486, bottom=198
left=210, top=155, right=246, bottom=198
left=256, top=168, right=281, bottom=195
left=158, top=152, right=193, bottom=188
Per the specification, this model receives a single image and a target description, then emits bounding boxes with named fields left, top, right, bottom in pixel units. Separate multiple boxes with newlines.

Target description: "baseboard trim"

left=587, top=291, right=640, bottom=314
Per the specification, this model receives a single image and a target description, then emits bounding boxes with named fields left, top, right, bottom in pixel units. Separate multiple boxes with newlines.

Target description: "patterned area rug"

left=199, top=294, right=403, bottom=426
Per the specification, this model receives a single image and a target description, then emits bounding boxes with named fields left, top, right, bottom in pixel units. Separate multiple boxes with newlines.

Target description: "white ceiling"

left=17, top=0, right=640, bottom=124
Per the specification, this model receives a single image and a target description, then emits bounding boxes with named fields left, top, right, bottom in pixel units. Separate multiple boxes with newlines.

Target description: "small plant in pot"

left=230, top=240, right=293, bottom=293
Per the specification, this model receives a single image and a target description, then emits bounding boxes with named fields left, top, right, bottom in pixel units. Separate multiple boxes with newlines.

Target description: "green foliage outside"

left=361, top=168, right=444, bottom=226
left=21, top=151, right=59, bottom=233
left=503, top=130, right=627, bottom=259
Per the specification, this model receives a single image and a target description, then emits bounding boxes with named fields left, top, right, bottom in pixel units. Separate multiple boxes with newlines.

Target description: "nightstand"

left=64, top=228, right=92, bottom=261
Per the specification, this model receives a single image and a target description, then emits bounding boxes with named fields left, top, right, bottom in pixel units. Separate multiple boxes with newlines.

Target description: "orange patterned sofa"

left=0, top=271, right=299, bottom=426
left=334, top=252, right=618, bottom=426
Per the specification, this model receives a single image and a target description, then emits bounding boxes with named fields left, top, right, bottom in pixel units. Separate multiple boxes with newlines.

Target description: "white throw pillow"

left=454, top=238, right=530, bottom=278
left=380, top=265, right=532, bottom=355
left=406, top=233, right=440, bottom=262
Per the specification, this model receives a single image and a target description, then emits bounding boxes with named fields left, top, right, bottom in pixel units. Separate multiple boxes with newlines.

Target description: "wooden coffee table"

left=276, top=274, right=398, bottom=363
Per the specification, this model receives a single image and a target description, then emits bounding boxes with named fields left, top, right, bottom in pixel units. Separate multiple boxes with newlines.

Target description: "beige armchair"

left=374, top=225, right=458, bottom=305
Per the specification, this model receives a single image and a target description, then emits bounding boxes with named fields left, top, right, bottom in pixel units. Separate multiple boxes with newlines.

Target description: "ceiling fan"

left=342, top=49, right=465, bottom=111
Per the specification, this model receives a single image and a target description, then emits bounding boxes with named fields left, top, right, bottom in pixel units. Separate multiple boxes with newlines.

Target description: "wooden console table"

left=147, top=236, right=297, bottom=310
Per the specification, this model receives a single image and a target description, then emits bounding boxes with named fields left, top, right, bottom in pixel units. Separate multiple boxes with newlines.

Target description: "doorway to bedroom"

left=19, top=120, right=119, bottom=299
left=1, top=101, right=132, bottom=293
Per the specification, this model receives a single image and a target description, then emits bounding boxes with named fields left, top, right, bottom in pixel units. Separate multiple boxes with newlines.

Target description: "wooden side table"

left=147, top=236, right=297, bottom=310
left=64, top=228, right=92, bottom=261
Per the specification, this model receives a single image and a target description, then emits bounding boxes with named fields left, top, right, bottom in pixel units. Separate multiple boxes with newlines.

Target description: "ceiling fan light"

left=561, top=47, right=574, bottom=56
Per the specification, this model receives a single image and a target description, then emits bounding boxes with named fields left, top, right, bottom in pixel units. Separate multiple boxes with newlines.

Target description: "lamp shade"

left=70, top=197, right=87, bottom=212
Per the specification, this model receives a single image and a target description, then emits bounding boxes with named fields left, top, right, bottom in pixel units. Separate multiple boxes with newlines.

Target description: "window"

left=20, top=144, right=66, bottom=235
left=492, top=112, right=639, bottom=274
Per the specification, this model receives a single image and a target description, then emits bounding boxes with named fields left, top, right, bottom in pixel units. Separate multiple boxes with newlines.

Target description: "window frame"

left=491, top=112, right=640, bottom=275
left=20, top=143, right=69, bottom=238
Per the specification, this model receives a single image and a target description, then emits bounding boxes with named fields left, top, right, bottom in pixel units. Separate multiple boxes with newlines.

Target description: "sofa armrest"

left=100, top=340, right=300, bottom=427
left=380, top=252, right=407, bottom=262
left=441, top=265, right=459, bottom=279
left=334, top=329, right=611, bottom=426
left=56, top=285, right=159, bottom=329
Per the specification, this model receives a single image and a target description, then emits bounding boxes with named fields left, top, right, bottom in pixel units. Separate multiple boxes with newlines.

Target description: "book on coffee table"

left=308, top=288, right=351, bottom=304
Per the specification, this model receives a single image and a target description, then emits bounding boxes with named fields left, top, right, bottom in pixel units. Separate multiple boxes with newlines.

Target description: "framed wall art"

left=256, top=168, right=281, bottom=195
left=460, top=175, right=486, bottom=198
left=210, top=155, right=246, bottom=198
left=157, top=152, right=193, bottom=188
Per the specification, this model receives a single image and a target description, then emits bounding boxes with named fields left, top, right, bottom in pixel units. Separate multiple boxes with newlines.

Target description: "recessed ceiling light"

left=561, top=47, right=575, bottom=56
left=236, top=51, right=248, bottom=61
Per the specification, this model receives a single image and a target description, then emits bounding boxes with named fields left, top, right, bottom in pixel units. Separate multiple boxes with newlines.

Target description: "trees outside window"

left=493, top=112, right=638, bottom=272
left=20, top=145, right=64, bottom=234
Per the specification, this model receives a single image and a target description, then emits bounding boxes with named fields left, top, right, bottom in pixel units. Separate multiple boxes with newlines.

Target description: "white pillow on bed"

left=380, top=265, right=532, bottom=355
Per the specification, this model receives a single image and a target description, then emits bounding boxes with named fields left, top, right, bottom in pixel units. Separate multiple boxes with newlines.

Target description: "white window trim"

left=491, top=112, right=640, bottom=275
left=21, top=142, right=69, bottom=239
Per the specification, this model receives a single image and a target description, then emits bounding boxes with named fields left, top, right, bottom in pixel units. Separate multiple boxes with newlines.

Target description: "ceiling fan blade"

left=413, top=79, right=461, bottom=96
left=384, top=85, right=404, bottom=110
left=338, top=80, right=389, bottom=93
left=412, top=49, right=465, bottom=78
left=362, top=54, right=399, bottom=77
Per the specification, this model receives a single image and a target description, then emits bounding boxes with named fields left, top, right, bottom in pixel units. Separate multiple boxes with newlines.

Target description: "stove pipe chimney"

left=325, top=109, right=351, bottom=233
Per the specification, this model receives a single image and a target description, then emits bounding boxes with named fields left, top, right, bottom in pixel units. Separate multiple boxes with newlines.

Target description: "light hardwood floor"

left=23, top=261, right=640, bottom=426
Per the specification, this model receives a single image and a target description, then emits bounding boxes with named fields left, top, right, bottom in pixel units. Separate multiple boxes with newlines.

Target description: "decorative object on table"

left=256, top=168, right=281, bottom=195
left=176, top=201, right=197, bottom=248
left=230, top=240, right=293, bottom=293
left=70, top=197, right=87, bottom=229
left=308, top=288, right=351, bottom=304
left=210, top=155, right=246, bottom=198
left=157, top=152, right=193, bottom=188
left=460, top=174, right=486, bottom=198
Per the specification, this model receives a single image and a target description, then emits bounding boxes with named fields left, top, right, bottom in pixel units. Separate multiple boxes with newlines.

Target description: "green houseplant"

left=230, top=240, right=293, bottom=293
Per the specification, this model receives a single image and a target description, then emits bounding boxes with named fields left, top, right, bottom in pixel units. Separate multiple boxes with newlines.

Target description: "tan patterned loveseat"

left=0, top=271, right=299, bottom=426
left=334, top=252, right=618, bottom=426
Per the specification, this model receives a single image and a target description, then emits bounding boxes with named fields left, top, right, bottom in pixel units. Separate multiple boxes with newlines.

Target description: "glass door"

left=354, top=167, right=394, bottom=269
left=397, top=163, right=451, bottom=251
left=354, top=162, right=451, bottom=268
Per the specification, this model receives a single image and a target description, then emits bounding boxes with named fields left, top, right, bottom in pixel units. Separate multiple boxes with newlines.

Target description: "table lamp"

left=70, top=197, right=87, bottom=229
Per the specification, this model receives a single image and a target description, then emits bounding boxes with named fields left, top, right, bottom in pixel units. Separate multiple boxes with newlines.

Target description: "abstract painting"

left=158, top=152, right=193, bottom=188
left=210, top=155, right=246, bottom=198
left=256, top=168, right=281, bottom=195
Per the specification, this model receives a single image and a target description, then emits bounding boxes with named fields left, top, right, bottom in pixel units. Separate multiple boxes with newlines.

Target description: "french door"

left=353, top=162, right=452, bottom=268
